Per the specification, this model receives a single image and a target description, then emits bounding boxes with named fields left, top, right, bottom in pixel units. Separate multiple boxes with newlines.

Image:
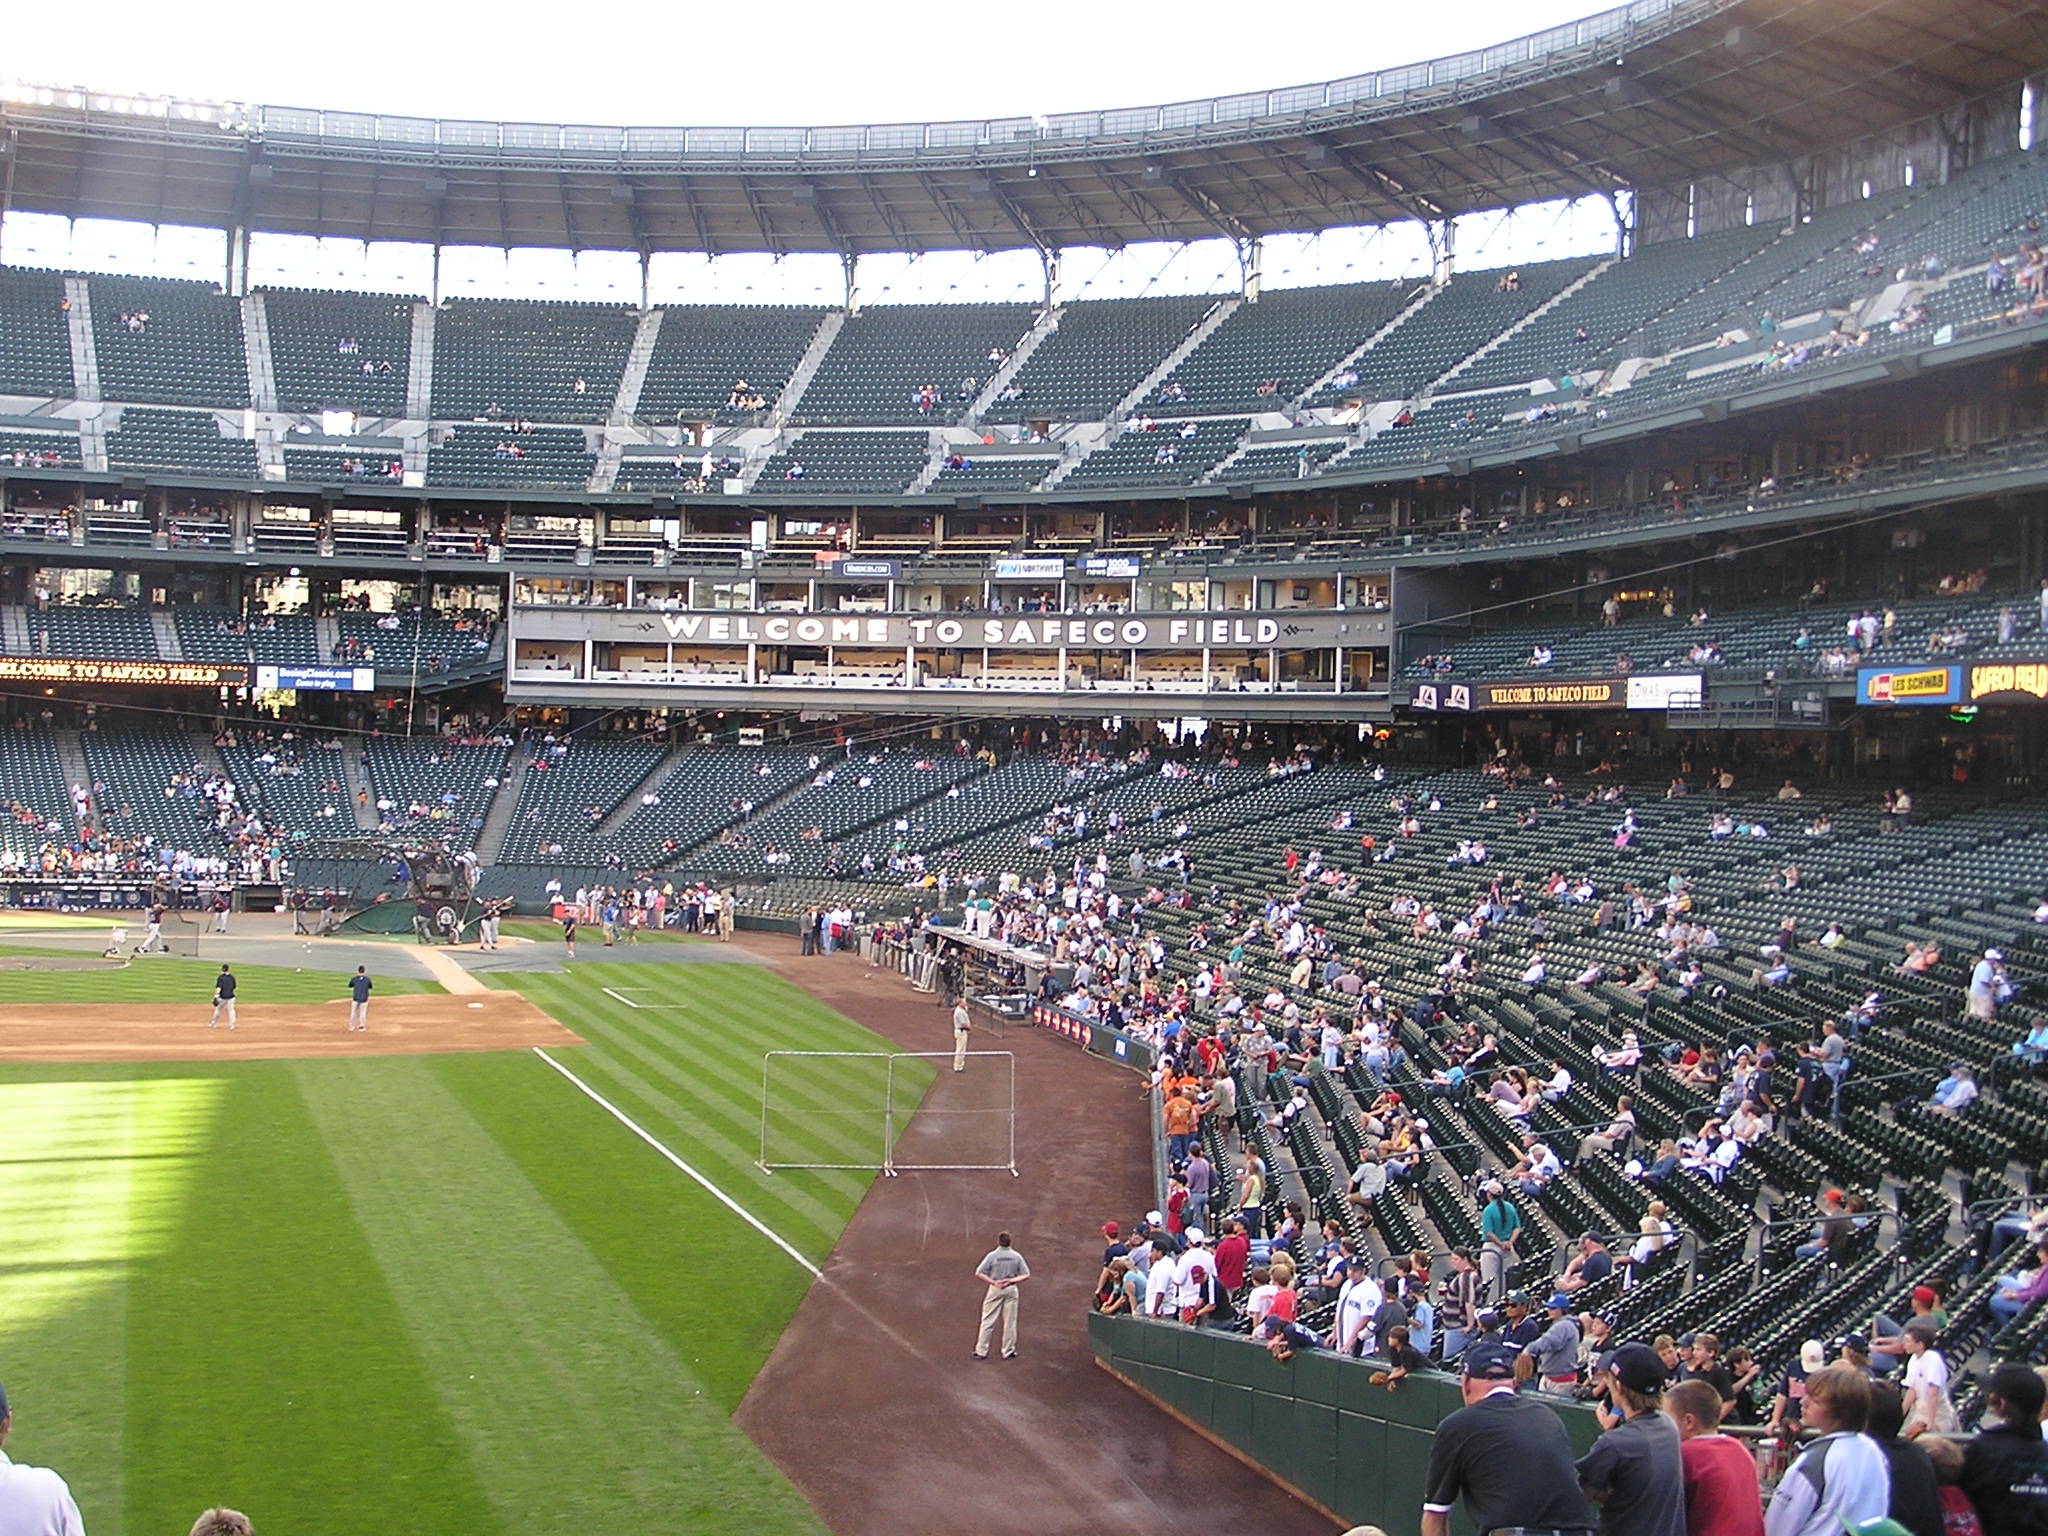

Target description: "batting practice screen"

left=759, top=1050, right=1016, bottom=1175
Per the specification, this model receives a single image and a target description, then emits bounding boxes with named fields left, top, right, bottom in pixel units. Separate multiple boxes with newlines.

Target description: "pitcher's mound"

left=0, top=993, right=583, bottom=1063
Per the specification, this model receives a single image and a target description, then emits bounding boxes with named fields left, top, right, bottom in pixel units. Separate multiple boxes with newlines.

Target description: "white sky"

left=0, top=0, right=1630, bottom=303
left=6, top=0, right=1619, bottom=126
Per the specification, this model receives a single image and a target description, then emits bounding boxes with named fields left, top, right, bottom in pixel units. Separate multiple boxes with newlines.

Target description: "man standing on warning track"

left=953, top=998, right=972, bottom=1071
left=209, top=963, right=237, bottom=1030
left=348, top=965, right=372, bottom=1031
left=973, top=1232, right=1029, bottom=1360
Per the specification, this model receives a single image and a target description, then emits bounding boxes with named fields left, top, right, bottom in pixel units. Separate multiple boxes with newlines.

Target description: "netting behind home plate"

left=758, top=1051, right=1016, bottom=1175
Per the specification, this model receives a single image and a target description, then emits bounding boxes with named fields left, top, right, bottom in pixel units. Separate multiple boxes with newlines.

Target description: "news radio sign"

left=254, top=665, right=377, bottom=693
left=1857, top=665, right=1963, bottom=706
left=1077, top=554, right=1145, bottom=580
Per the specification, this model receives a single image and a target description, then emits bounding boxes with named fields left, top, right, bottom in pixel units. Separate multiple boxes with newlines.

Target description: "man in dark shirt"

left=1423, top=1340, right=1596, bottom=1536
left=1866, top=1378, right=1943, bottom=1536
left=1960, top=1364, right=2048, bottom=1536
left=1577, top=1343, right=1685, bottom=1536
left=1502, top=1291, right=1543, bottom=1349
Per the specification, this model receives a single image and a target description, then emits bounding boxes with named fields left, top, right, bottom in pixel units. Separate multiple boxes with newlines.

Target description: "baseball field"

left=0, top=942, right=924, bottom=1536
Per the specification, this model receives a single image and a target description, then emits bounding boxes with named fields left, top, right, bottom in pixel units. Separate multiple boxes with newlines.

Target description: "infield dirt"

left=0, top=992, right=583, bottom=1063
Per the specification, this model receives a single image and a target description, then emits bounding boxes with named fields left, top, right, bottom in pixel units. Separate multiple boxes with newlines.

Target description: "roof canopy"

left=2, top=0, right=2040, bottom=257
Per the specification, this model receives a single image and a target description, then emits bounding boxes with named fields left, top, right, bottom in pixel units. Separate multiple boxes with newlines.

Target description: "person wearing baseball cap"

left=1422, top=1340, right=1596, bottom=1536
left=1576, top=1344, right=1683, bottom=1536
left=1868, top=1284, right=1944, bottom=1375
left=0, top=1381, right=86, bottom=1534
left=1521, top=1294, right=1583, bottom=1396
left=1959, top=1362, right=2048, bottom=1535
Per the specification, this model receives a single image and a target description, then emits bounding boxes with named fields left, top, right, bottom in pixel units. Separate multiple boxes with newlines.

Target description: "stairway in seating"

left=62, top=277, right=101, bottom=403
left=1289, top=281, right=1440, bottom=410
left=770, top=311, right=846, bottom=422
left=340, top=744, right=378, bottom=831
left=1430, top=257, right=1615, bottom=391
left=53, top=730, right=91, bottom=836
left=961, top=306, right=1060, bottom=429
left=314, top=615, right=339, bottom=663
left=0, top=605, right=28, bottom=655
left=404, top=302, right=436, bottom=419
left=596, top=744, right=687, bottom=836
left=241, top=293, right=279, bottom=412
left=150, top=611, right=183, bottom=661
left=472, top=748, right=530, bottom=865
left=591, top=309, right=667, bottom=492
left=1040, top=297, right=1243, bottom=489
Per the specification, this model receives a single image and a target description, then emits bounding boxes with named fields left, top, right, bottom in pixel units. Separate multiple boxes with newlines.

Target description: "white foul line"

left=531, top=1047, right=821, bottom=1276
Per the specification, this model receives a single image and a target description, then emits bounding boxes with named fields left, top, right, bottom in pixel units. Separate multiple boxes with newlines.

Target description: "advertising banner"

left=255, top=665, right=377, bottom=692
left=0, top=657, right=249, bottom=687
left=1966, top=660, right=2048, bottom=703
left=1857, top=665, right=1963, bottom=706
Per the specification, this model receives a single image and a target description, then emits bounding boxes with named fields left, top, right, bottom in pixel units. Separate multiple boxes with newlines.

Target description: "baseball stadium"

left=6, top=1, right=2048, bottom=1533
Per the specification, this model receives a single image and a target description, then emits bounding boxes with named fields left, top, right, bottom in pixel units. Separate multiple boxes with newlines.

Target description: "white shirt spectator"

left=0, top=1448, right=85, bottom=1536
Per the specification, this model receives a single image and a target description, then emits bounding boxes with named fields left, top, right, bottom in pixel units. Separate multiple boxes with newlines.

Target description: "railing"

left=210, top=0, right=1696, bottom=164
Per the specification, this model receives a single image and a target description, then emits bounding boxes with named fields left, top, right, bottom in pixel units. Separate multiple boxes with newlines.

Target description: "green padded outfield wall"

left=1088, top=1313, right=1603, bottom=1535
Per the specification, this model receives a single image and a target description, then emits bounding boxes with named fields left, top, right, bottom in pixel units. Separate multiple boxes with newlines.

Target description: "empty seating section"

left=605, top=748, right=816, bottom=868
left=429, top=300, right=636, bottom=424
left=634, top=305, right=825, bottom=423
left=365, top=740, right=508, bottom=850
left=986, top=295, right=1219, bottom=421
left=281, top=446, right=407, bottom=484
left=1643, top=193, right=1913, bottom=352
left=929, top=455, right=1056, bottom=494
left=494, top=738, right=670, bottom=868
left=685, top=750, right=989, bottom=878
left=793, top=304, right=1036, bottom=425
left=1404, top=589, right=2048, bottom=680
left=426, top=425, right=592, bottom=489
left=172, top=610, right=320, bottom=666
left=79, top=724, right=221, bottom=854
left=262, top=289, right=415, bottom=415
left=756, top=431, right=927, bottom=494
left=1158, top=283, right=1411, bottom=412
left=0, top=727, right=69, bottom=862
left=0, top=429, right=81, bottom=468
left=106, top=409, right=259, bottom=477
left=1343, top=391, right=1524, bottom=468
left=24, top=605, right=156, bottom=660
left=1336, top=258, right=1598, bottom=400
left=334, top=614, right=493, bottom=673
left=88, top=275, right=249, bottom=407
left=1219, top=440, right=1346, bottom=481
left=1457, top=228, right=1771, bottom=390
left=0, top=269, right=77, bottom=396
left=216, top=736, right=350, bottom=831
left=1061, top=419, right=1247, bottom=488
left=833, top=754, right=1135, bottom=870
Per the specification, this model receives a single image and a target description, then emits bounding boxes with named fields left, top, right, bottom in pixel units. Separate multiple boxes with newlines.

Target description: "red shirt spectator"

left=1214, top=1227, right=1250, bottom=1290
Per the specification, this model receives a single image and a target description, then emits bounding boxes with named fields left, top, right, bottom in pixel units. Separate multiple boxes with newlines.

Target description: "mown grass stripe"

left=533, top=1048, right=819, bottom=1274
left=296, top=1056, right=826, bottom=1536
left=553, top=1040, right=859, bottom=1240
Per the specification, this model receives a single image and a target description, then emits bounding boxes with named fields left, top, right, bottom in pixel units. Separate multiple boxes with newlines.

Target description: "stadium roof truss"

left=1, top=0, right=2044, bottom=258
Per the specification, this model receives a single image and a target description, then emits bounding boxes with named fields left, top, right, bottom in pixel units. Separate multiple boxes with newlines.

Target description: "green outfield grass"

left=0, top=957, right=920, bottom=1536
